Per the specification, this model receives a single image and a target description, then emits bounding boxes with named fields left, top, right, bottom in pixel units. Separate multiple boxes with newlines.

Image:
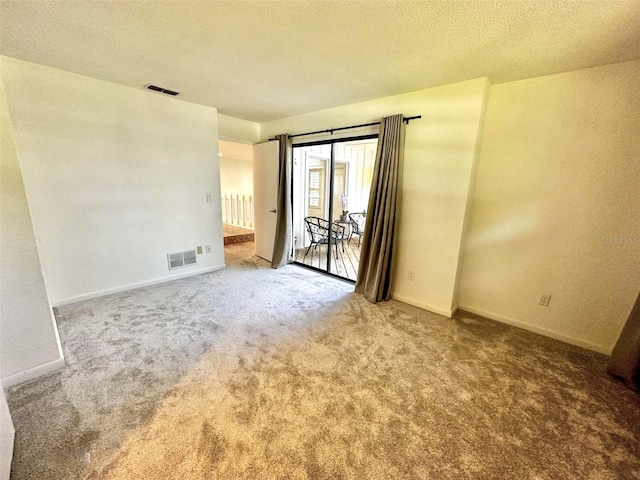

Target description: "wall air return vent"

left=167, top=250, right=197, bottom=270
left=146, top=84, right=180, bottom=96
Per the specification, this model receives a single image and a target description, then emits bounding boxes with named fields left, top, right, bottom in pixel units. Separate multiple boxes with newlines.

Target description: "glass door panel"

left=292, top=137, right=377, bottom=282
left=293, top=144, right=331, bottom=272
left=328, top=139, right=377, bottom=280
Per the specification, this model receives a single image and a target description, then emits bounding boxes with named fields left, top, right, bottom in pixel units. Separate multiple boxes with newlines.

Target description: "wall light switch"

left=206, top=245, right=211, bottom=253
left=206, top=194, right=212, bottom=202
left=197, top=246, right=203, bottom=254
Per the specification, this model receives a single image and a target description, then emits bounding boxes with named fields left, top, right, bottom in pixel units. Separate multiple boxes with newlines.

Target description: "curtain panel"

left=355, top=114, right=405, bottom=303
left=607, top=292, right=640, bottom=392
left=271, top=134, right=293, bottom=269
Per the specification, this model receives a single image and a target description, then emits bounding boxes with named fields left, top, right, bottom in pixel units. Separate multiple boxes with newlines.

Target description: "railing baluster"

left=220, top=192, right=254, bottom=229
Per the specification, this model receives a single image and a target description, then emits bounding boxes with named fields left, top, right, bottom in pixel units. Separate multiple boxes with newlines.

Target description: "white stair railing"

left=221, top=193, right=254, bottom=229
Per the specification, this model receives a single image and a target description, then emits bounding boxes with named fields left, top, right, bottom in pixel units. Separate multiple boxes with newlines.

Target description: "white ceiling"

left=1, top=0, right=639, bottom=122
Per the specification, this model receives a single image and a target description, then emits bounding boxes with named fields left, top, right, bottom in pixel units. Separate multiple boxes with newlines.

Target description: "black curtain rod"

left=269, top=115, right=421, bottom=141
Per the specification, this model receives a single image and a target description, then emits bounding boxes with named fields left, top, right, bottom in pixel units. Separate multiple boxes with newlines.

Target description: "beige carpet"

left=8, top=242, right=640, bottom=479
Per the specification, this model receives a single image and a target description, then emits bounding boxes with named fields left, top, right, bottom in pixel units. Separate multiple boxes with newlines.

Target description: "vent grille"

left=167, top=250, right=197, bottom=270
left=146, top=84, right=180, bottom=96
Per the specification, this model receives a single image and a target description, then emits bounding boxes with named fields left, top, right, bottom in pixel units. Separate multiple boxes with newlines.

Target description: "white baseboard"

left=2, top=357, right=65, bottom=390
left=50, top=264, right=226, bottom=307
left=457, top=304, right=611, bottom=355
left=391, top=294, right=455, bottom=318
left=49, top=307, right=65, bottom=361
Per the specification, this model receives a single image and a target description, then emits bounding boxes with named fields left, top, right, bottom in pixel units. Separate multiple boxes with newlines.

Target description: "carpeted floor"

left=8, top=242, right=640, bottom=479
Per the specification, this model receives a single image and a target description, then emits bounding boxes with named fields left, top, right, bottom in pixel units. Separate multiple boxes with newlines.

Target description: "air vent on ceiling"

left=167, top=250, right=197, bottom=270
left=146, top=84, right=180, bottom=96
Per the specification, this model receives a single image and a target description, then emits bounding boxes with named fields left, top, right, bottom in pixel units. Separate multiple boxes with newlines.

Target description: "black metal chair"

left=348, top=212, right=366, bottom=247
left=303, top=216, right=346, bottom=260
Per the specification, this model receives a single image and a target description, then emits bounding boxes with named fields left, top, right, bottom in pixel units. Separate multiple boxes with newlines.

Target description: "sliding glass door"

left=292, top=136, right=377, bottom=281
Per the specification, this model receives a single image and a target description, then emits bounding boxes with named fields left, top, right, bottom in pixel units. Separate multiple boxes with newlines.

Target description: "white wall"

left=218, top=113, right=259, bottom=144
left=219, top=140, right=253, bottom=195
left=1, top=56, right=225, bottom=306
left=219, top=157, right=253, bottom=196
left=261, top=78, right=489, bottom=316
left=0, top=73, right=63, bottom=386
left=459, top=60, right=640, bottom=353
left=0, top=387, right=13, bottom=480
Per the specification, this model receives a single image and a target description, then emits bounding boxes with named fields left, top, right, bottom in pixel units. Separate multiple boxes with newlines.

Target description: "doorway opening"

left=292, top=135, right=378, bottom=281
left=219, top=140, right=255, bottom=246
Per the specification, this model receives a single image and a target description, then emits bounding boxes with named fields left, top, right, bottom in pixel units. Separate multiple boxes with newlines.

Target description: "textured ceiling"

left=1, top=0, right=639, bottom=122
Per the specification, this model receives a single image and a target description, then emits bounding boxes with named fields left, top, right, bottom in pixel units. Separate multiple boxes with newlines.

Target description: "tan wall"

left=459, top=60, right=640, bottom=353
left=261, top=78, right=489, bottom=316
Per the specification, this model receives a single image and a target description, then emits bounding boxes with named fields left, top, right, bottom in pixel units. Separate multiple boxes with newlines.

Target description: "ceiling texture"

left=1, top=0, right=639, bottom=122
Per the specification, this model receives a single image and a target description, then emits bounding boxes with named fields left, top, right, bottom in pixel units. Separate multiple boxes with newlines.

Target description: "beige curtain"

left=271, top=134, right=293, bottom=268
left=607, top=292, right=640, bottom=392
left=355, top=114, right=405, bottom=303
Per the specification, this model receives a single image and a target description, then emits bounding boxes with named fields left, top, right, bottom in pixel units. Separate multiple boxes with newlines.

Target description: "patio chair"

left=303, top=216, right=346, bottom=260
left=348, top=212, right=367, bottom=247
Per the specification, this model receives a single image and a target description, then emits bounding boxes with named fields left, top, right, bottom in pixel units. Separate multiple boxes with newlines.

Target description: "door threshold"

left=291, top=262, right=356, bottom=285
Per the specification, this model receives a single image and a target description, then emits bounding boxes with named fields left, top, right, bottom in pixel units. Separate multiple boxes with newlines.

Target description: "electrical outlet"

left=408, top=270, right=415, bottom=281
left=197, top=246, right=203, bottom=255
left=205, top=245, right=211, bottom=253
left=539, top=294, right=552, bottom=307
